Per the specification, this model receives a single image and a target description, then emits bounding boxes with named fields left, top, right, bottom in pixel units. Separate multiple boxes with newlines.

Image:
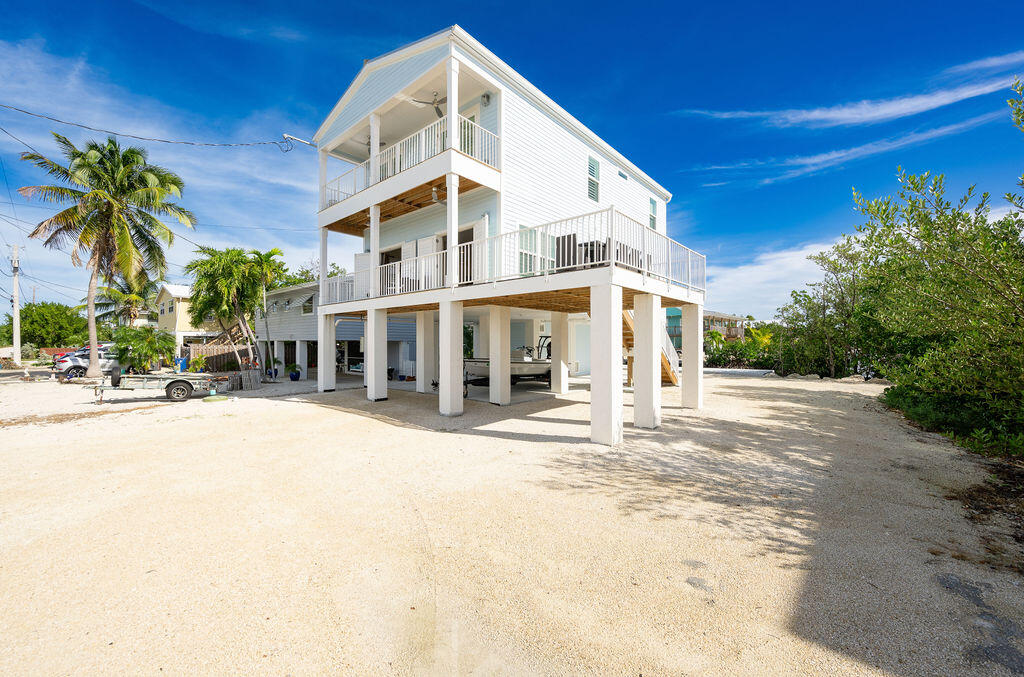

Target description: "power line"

left=0, top=125, right=39, bottom=154
left=0, top=103, right=296, bottom=152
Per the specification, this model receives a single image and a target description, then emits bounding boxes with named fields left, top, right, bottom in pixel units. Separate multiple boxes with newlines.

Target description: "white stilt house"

left=314, top=26, right=705, bottom=444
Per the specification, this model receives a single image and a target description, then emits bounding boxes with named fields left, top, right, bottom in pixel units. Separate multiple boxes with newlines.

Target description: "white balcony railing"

left=457, top=115, right=498, bottom=167
left=320, top=116, right=499, bottom=210
left=321, top=207, right=706, bottom=304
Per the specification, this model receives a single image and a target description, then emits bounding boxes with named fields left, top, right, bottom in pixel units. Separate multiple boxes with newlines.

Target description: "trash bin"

left=174, top=357, right=188, bottom=373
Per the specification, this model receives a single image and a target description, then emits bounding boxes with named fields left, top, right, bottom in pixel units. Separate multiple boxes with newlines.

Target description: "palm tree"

left=185, top=247, right=260, bottom=369
left=247, top=248, right=285, bottom=370
left=19, top=134, right=194, bottom=377
left=82, top=272, right=162, bottom=326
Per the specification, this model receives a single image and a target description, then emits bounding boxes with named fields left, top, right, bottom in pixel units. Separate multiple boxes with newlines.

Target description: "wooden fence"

left=188, top=343, right=258, bottom=372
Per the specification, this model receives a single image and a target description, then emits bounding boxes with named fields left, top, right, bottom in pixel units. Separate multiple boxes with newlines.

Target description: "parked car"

left=53, top=342, right=114, bottom=361
left=55, top=346, right=120, bottom=378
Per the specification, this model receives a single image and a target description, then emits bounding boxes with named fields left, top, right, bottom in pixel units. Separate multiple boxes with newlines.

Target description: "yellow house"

left=156, top=284, right=221, bottom=352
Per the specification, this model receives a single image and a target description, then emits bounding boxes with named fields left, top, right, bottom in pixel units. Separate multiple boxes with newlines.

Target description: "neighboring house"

left=155, top=284, right=221, bottom=352
left=313, top=26, right=706, bottom=444
left=666, top=308, right=748, bottom=349
left=253, top=281, right=415, bottom=380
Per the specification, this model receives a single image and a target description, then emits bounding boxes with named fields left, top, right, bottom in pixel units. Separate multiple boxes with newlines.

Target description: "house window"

left=301, top=296, right=314, bottom=315
left=618, top=170, right=627, bottom=180
left=270, top=301, right=278, bottom=314
left=587, top=156, right=600, bottom=202
left=649, top=198, right=657, bottom=230
left=283, top=299, right=292, bottom=311
left=160, top=303, right=165, bottom=315
left=168, top=300, right=174, bottom=313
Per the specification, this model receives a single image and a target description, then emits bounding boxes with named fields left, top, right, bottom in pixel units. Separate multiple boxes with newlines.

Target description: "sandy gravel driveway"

left=1, top=375, right=1021, bottom=674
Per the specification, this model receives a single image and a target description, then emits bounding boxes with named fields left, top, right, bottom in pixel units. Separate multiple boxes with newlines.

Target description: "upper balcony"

left=321, top=207, right=706, bottom=307
left=320, top=115, right=498, bottom=210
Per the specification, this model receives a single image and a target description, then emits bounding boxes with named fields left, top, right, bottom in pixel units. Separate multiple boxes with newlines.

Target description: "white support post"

left=446, top=173, right=459, bottom=286
left=439, top=300, right=464, bottom=416
left=416, top=310, right=436, bottom=394
left=296, top=340, right=308, bottom=380
left=318, top=150, right=327, bottom=210
left=446, top=57, right=460, bottom=153
left=590, top=284, right=623, bottom=445
left=369, top=112, right=380, bottom=182
left=366, top=308, right=388, bottom=401
left=550, top=311, right=569, bottom=395
left=319, top=228, right=328, bottom=299
left=488, top=305, right=510, bottom=405
left=633, top=294, right=661, bottom=429
left=680, top=304, right=704, bottom=409
left=274, top=340, right=285, bottom=377
left=317, top=314, right=336, bottom=392
left=369, top=203, right=380, bottom=295
left=477, top=311, right=490, bottom=359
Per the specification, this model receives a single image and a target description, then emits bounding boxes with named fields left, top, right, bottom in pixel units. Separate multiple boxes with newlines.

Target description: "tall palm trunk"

left=261, top=285, right=273, bottom=373
left=85, top=253, right=101, bottom=378
left=217, top=317, right=244, bottom=368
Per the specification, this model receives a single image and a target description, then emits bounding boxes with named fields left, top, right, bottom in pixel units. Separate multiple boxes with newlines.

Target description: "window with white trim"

left=168, top=300, right=174, bottom=313
left=301, top=296, right=314, bottom=315
left=587, top=156, right=600, bottom=202
left=649, top=198, right=657, bottom=230
left=270, top=301, right=278, bottom=314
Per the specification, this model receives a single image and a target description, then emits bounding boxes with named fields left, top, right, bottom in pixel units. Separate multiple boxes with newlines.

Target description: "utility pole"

left=10, top=245, right=20, bottom=367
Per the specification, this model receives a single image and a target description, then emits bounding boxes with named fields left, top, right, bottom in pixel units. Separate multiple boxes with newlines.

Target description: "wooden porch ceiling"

left=332, top=286, right=691, bottom=317
left=324, top=177, right=483, bottom=236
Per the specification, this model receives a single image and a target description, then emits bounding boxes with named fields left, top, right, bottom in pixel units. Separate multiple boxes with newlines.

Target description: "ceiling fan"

left=410, top=91, right=447, bottom=118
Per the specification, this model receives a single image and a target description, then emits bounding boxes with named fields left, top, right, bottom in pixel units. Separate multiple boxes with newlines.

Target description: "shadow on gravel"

left=539, top=379, right=1024, bottom=676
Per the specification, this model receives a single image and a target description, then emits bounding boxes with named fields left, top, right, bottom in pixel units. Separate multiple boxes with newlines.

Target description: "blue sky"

left=1, top=0, right=1022, bottom=318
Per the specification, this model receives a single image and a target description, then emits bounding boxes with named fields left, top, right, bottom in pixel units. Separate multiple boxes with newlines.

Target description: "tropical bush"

left=757, top=82, right=1024, bottom=455
left=20, top=342, right=37, bottom=360
left=112, top=326, right=176, bottom=373
left=187, top=355, right=207, bottom=373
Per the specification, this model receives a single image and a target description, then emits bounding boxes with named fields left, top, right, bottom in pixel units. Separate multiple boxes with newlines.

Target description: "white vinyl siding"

left=320, top=44, right=450, bottom=147
left=496, top=82, right=667, bottom=234
left=377, top=187, right=497, bottom=251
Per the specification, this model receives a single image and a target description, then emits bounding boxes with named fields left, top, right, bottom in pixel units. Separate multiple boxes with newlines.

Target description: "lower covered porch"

left=316, top=281, right=703, bottom=445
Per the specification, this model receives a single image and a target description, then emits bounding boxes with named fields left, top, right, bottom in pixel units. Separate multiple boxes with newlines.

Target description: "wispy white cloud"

left=680, top=78, right=1011, bottom=128
left=945, top=50, right=1024, bottom=74
left=706, top=240, right=840, bottom=320
left=0, top=39, right=363, bottom=301
left=687, top=111, right=1003, bottom=185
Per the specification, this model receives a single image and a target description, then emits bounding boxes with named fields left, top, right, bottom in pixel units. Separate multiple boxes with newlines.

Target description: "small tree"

left=112, top=326, right=176, bottom=373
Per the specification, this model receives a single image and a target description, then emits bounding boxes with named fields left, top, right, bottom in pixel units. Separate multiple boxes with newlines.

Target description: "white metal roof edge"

left=312, top=25, right=672, bottom=201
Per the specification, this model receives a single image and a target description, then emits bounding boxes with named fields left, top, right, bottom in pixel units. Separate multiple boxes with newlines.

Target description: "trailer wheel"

left=166, top=381, right=193, bottom=402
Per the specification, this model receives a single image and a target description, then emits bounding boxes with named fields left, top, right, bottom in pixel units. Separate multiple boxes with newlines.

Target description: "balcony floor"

left=324, top=175, right=482, bottom=236
left=328, top=282, right=697, bottom=319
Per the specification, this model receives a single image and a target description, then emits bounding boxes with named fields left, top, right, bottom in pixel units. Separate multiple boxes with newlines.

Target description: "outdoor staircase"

left=621, top=310, right=678, bottom=386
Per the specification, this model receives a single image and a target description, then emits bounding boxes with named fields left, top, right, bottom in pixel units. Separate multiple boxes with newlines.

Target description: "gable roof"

left=266, top=281, right=318, bottom=298
left=314, top=25, right=671, bottom=200
left=160, top=283, right=191, bottom=299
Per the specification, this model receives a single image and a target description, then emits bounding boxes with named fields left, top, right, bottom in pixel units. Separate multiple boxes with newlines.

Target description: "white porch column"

left=274, top=340, right=285, bottom=376
left=296, top=340, right=308, bottom=380
left=633, top=294, right=661, bottom=429
left=488, top=305, right=511, bottom=405
left=446, top=173, right=459, bottom=286
left=366, top=308, right=388, bottom=401
left=680, top=303, right=704, bottom=409
left=369, top=112, right=380, bottom=180
left=590, top=284, right=623, bottom=445
left=318, top=149, right=327, bottom=210
left=369, top=204, right=380, bottom=295
left=416, top=310, right=436, bottom=394
left=319, top=228, right=328, bottom=298
left=317, top=313, right=336, bottom=392
left=439, top=300, right=464, bottom=416
left=550, top=311, right=569, bottom=395
left=477, top=311, right=490, bottom=359
left=447, top=57, right=459, bottom=154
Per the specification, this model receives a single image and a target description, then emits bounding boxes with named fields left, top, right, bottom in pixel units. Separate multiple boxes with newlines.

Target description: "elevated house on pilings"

left=314, top=26, right=705, bottom=444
